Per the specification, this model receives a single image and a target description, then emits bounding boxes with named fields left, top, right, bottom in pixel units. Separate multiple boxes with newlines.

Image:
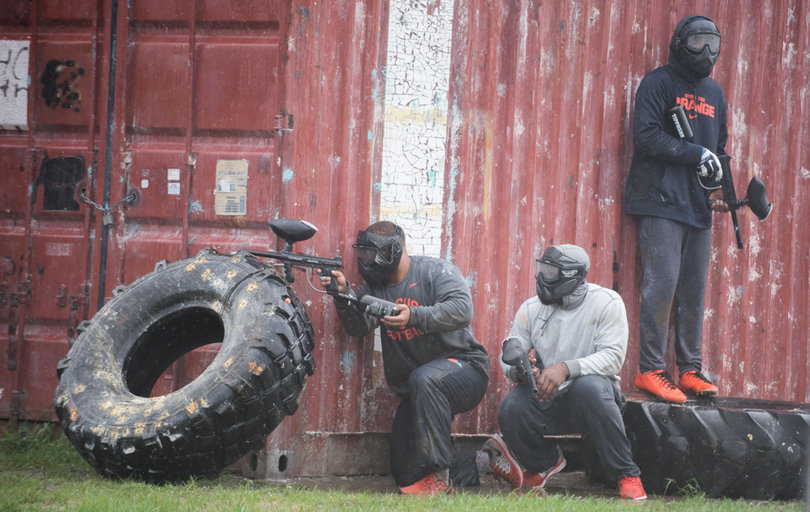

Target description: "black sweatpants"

left=389, top=357, right=488, bottom=488
left=497, top=375, right=640, bottom=483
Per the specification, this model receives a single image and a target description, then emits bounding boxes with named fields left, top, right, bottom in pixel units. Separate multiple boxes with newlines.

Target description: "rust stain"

left=238, top=299, right=248, bottom=310
left=227, top=269, right=238, bottom=279
left=224, top=356, right=234, bottom=368
left=247, top=282, right=259, bottom=292
left=201, top=269, right=214, bottom=282
left=73, top=384, right=87, bottom=394
left=70, top=407, right=78, bottom=421
left=185, top=262, right=197, bottom=272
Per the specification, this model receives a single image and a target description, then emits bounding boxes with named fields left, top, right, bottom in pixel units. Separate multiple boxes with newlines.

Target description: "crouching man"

left=321, top=221, right=490, bottom=495
left=483, top=244, right=647, bottom=500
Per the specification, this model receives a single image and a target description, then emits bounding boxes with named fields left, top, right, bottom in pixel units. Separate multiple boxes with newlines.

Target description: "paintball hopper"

left=742, top=177, right=773, bottom=221
left=502, top=338, right=538, bottom=396
left=717, top=155, right=774, bottom=249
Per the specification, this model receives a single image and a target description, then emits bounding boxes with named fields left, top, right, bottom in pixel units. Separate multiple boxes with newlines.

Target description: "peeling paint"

left=282, top=167, right=294, bottom=182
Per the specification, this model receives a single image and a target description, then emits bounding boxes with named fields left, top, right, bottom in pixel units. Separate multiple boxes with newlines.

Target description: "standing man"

left=625, top=15, right=727, bottom=403
left=483, top=245, right=647, bottom=500
left=320, top=221, right=490, bottom=495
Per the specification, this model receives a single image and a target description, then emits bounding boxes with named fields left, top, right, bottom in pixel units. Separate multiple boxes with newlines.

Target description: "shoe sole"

left=487, top=434, right=523, bottom=489
left=526, top=453, right=567, bottom=491
left=635, top=387, right=686, bottom=403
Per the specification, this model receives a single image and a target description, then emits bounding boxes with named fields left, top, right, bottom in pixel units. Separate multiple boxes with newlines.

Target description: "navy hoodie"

left=624, top=15, right=728, bottom=229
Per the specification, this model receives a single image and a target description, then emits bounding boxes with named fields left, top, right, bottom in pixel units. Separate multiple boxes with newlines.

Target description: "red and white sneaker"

left=482, top=434, right=523, bottom=489
left=523, top=446, right=566, bottom=491
left=617, top=475, right=647, bottom=500
left=398, top=472, right=453, bottom=496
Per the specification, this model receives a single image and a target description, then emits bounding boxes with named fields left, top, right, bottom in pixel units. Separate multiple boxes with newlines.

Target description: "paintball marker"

left=668, top=105, right=773, bottom=250
left=247, top=219, right=399, bottom=319
left=502, top=337, right=539, bottom=396
left=715, top=155, right=773, bottom=250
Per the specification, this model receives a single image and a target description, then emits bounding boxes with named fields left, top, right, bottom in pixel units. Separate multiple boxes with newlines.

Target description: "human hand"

left=698, top=148, right=723, bottom=180
left=535, top=362, right=570, bottom=402
left=708, top=189, right=729, bottom=213
left=380, top=304, right=410, bottom=329
left=317, top=269, right=349, bottom=293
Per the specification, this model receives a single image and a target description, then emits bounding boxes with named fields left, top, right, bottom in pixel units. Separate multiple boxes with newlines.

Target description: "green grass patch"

left=1, top=423, right=806, bottom=511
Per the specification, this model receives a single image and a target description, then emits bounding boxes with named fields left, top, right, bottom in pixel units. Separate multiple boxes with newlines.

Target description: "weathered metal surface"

left=0, top=0, right=100, bottom=422
left=445, top=1, right=810, bottom=432
left=1, top=0, right=808, bottom=479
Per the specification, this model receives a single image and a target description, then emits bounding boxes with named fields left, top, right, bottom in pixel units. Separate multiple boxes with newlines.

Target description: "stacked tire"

left=586, top=393, right=810, bottom=500
left=54, top=249, right=316, bottom=483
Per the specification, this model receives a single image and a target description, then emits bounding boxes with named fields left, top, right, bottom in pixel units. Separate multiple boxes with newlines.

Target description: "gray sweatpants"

left=636, top=216, right=712, bottom=375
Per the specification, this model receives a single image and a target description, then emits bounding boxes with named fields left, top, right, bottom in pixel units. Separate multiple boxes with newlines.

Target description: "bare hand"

left=380, top=304, right=410, bottom=329
left=317, top=269, right=349, bottom=292
left=535, top=362, right=570, bottom=402
left=708, top=189, right=729, bottom=213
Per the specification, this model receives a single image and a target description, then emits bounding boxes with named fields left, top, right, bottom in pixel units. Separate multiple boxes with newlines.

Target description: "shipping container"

left=1, top=0, right=808, bottom=478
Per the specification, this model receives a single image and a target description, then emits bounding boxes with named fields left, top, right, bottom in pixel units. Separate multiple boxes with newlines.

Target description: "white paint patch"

left=748, top=231, right=762, bottom=257
left=748, top=316, right=757, bottom=324
left=587, top=7, right=600, bottom=28
left=748, top=266, right=762, bottom=282
left=0, top=40, right=30, bottom=130
left=770, top=282, right=782, bottom=297
left=801, top=167, right=810, bottom=179
left=381, top=1, right=453, bottom=257
left=782, top=42, right=797, bottom=69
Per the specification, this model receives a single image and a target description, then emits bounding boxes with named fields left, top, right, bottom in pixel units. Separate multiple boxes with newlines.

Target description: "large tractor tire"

left=604, top=393, right=810, bottom=500
left=54, top=249, right=316, bottom=483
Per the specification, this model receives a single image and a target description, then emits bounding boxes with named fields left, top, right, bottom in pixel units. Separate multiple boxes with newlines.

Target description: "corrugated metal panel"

left=445, top=0, right=810, bottom=438
left=2, top=0, right=808, bottom=478
left=0, top=0, right=101, bottom=422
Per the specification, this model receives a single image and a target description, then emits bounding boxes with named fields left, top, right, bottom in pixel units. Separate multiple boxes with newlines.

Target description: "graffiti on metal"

left=41, top=59, right=84, bottom=112
left=0, top=40, right=30, bottom=130
left=380, top=2, right=453, bottom=257
left=34, top=154, right=85, bottom=211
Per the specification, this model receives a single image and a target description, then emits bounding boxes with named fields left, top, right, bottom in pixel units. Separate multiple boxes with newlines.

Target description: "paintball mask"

left=673, top=16, right=721, bottom=79
left=353, top=225, right=404, bottom=285
left=536, top=245, right=589, bottom=306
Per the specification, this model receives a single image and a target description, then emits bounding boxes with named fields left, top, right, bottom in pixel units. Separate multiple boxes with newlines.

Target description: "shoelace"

left=493, top=455, right=513, bottom=475
left=689, top=371, right=713, bottom=384
left=653, top=371, right=678, bottom=390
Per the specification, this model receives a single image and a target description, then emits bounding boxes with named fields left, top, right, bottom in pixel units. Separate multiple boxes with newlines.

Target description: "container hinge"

left=187, top=152, right=197, bottom=169
left=67, top=294, right=86, bottom=346
left=56, top=284, right=67, bottom=308
left=7, top=293, right=19, bottom=371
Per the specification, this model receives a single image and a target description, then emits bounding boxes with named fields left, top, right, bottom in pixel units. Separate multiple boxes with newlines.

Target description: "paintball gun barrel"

left=502, top=337, right=539, bottom=396
left=247, top=219, right=399, bottom=319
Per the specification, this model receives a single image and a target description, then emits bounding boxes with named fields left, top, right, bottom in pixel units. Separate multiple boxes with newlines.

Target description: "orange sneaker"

left=398, top=472, right=453, bottom=496
left=678, top=370, right=718, bottom=397
left=634, top=370, right=687, bottom=403
left=523, top=446, right=566, bottom=490
left=482, top=434, right=523, bottom=489
left=617, top=475, right=647, bottom=500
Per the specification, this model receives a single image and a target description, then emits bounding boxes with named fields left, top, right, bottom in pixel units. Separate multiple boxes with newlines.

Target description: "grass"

left=1, top=423, right=807, bottom=512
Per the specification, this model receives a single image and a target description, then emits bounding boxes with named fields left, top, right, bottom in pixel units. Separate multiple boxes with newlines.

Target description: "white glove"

left=698, top=148, right=723, bottom=181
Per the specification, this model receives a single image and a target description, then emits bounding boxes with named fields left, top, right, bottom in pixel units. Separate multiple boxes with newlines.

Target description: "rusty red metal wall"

left=2, top=0, right=808, bottom=478
left=445, top=0, right=810, bottom=441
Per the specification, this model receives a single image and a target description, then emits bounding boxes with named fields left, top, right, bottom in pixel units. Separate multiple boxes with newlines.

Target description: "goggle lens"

left=686, top=33, right=720, bottom=53
left=536, top=260, right=561, bottom=281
